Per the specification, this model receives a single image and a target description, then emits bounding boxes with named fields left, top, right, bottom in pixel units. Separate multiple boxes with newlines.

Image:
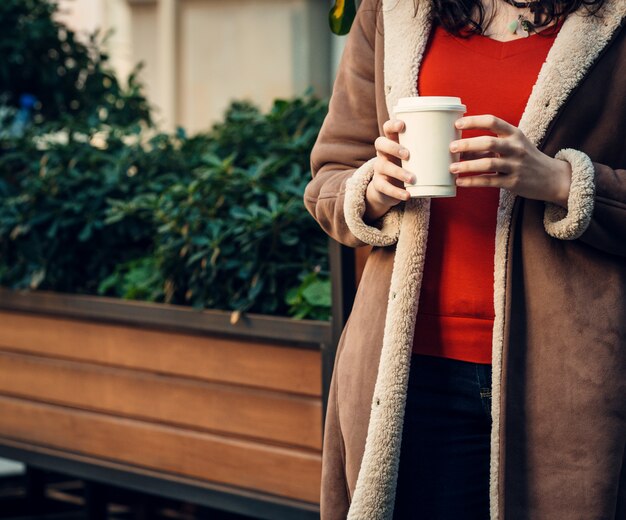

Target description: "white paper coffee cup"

left=393, top=96, right=466, bottom=198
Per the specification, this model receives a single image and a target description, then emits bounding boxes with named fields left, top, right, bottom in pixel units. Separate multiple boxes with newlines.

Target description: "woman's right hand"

left=364, top=119, right=414, bottom=223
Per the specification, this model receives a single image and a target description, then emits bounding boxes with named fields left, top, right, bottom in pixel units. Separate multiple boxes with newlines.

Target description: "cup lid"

left=393, top=96, right=466, bottom=113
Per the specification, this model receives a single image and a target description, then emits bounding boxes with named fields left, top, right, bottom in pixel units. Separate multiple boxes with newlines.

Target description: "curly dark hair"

left=429, top=0, right=608, bottom=35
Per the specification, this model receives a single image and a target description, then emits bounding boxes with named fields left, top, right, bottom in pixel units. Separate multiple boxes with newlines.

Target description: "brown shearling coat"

left=304, top=1, right=626, bottom=518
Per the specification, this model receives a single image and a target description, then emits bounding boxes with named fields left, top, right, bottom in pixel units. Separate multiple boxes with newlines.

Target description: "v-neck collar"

left=445, top=24, right=562, bottom=60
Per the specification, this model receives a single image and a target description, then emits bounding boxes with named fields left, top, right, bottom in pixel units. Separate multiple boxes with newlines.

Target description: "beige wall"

left=58, top=0, right=105, bottom=35
left=57, top=0, right=334, bottom=132
left=128, top=1, right=159, bottom=114
left=176, top=0, right=328, bottom=132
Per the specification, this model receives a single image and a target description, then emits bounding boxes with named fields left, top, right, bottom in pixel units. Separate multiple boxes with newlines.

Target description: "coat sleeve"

left=543, top=148, right=626, bottom=256
left=304, top=0, right=402, bottom=249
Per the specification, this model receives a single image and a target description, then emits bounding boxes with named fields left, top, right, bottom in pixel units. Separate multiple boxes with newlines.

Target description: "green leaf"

left=78, top=222, right=93, bottom=241
left=302, top=280, right=332, bottom=308
left=285, top=286, right=300, bottom=306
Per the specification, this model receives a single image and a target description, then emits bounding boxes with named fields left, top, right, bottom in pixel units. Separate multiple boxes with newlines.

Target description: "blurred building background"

left=56, top=0, right=345, bottom=132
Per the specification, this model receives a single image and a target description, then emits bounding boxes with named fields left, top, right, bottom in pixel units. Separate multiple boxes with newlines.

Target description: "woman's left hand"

left=450, top=115, right=572, bottom=208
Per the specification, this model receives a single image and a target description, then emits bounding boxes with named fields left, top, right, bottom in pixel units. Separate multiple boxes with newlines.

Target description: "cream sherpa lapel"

left=345, top=1, right=626, bottom=519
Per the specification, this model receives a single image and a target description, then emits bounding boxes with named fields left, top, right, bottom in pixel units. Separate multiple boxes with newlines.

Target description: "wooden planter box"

left=0, top=289, right=333, bottom=519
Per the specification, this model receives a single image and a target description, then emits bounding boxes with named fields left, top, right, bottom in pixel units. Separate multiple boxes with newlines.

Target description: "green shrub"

left=0, top=97, right=331, bottom=319
left=0, top=128, right=177, bottom=292
left=105, top=98, right=331, bottom=317
left=0, top=0, right=331, bottom=320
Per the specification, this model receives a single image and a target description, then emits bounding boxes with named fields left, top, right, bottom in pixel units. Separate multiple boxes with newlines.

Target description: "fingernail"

left=450, top=163, right=460, bottom=173
left=455, top=119, right=465, bottom=129
left=450, top=142, right=459, bottom=152
left=399, top=147, right=409, bottom=159
left=405, top=174, right=415, bottom=184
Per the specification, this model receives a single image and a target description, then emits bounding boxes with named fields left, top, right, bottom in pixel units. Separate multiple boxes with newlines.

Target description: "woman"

left=305, top=0, right=625, bottom=518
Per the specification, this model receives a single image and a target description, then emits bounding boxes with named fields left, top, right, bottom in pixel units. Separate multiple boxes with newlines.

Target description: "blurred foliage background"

left=0, top=0, right=151, bottom=128
left=0, top=0, right=331, bottom=320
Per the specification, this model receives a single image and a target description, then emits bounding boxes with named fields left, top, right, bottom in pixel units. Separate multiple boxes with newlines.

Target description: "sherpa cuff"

left=344, top=157, right=403, bottom=247
left=544, top=149, right=596, bottom=240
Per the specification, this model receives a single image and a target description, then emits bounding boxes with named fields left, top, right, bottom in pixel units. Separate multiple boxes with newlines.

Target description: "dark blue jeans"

left=393, top=354, right=492, bottom=520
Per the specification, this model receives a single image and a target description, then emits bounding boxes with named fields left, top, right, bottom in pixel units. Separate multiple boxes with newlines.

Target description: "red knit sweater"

left=412, top=24, right=560, bottom=364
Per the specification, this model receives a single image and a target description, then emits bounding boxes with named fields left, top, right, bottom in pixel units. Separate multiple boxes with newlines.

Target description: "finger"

left=460, top=151, right=495, bottom=161
left=455, top=115, right=517, bottom=136
left=450, top=156, right=512, bottom=175
left=456, top=173, right=506, bottom=188
left=372, top=175, right=411, bottom=202
left=375, top=135, right=409, bottom=160
left=451, top=135, right=515, bottom=156
left=376, top=158, right=414, bottom=184
left=383, top=119, right=405, bottom=141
